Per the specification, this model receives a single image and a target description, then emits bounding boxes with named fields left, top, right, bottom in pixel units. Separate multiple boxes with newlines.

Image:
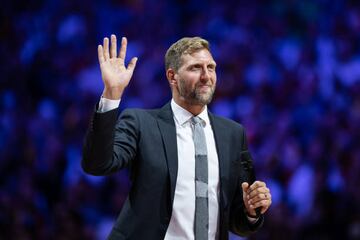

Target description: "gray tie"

left=191, top=116, right=208, bottom=240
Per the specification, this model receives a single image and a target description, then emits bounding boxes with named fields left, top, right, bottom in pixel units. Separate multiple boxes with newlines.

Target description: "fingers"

left=127, top=57, right=138, bottom=72
left=261, top=203, right=270, bottom=214
left=241, top=182, right=249, bottom=197
left=99, top=35, right=126, bottom=62
left=99, top=35, right=136, bottom=69
left=241, top=182, right=249, bottom=192
left=248, top=187, right=270, bottom=199
left=103, top=37, right=110, bottom=60
left=243, top=180, right=272, bottom=214
left=119, top=37, right=127, bottom=62
left=249, top=199, right=271, bottom=213
left=110, top=34, right=117, bottom=58
left=249, top=181, right=266, bottom=191
left=247, top=181, right=268, bottom=197
left=248, top=192, right=272, bottom=206
left=98, top=45, right=105, bottom=65
left=250, top=192, right=272, bottom=203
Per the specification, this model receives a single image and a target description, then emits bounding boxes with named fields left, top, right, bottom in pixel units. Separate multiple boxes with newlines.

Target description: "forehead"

left=180, top=49, right=216, bottom=66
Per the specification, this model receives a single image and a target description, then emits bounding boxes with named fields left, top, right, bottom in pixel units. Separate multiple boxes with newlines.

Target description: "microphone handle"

left=240, top=150, right=262, bottom=218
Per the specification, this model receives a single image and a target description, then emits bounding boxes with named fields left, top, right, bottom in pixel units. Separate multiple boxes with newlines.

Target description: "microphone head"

left=240, top=150, right=256, bottom=184
left=240, top=150, right=262, bottom=217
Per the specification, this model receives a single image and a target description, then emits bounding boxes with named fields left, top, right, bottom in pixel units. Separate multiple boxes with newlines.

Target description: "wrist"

left=102, top=87, right=124, bottom=100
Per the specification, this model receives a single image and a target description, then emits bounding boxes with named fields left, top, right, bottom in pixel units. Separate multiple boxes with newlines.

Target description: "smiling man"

left=82, top=35, right=272, bottom=240
left=166, top=40, right=216, bottom=110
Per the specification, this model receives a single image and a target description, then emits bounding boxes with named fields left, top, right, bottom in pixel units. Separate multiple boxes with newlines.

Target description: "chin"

left=197, top=96, right=213, bottom=105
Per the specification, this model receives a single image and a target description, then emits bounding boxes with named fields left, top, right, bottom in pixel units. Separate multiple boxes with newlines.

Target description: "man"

left=82, top=35, right=272, bottom=240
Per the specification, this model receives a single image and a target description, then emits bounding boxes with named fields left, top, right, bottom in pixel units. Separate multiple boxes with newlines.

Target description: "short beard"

left=178, top=79, right=215, bottom=105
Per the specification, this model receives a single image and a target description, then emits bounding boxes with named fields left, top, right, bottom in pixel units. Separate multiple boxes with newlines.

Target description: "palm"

left=98, top=35, right=137, bottom=99
left=101, top=58, right=131, bottom=88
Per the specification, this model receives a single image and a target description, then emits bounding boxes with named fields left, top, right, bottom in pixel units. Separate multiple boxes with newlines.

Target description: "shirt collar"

left=171, top=99, right=210, bottom=126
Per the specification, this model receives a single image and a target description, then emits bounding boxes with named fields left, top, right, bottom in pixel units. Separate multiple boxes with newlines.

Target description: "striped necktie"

left=191, top=116, right=208, bottom=240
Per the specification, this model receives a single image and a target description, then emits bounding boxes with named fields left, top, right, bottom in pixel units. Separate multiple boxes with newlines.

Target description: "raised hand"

left=98, top=34, right=138, bottom=99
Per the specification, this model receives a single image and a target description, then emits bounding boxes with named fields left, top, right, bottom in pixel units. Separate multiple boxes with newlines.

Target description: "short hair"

left=165, top=37, right=210, bottom=72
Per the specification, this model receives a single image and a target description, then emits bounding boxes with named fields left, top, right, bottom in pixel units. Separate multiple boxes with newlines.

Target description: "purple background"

left=1, top=0, right=359, bottom=239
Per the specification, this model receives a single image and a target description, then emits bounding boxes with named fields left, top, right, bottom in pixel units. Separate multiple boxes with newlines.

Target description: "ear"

left=166, top=68, right=177, bottom=87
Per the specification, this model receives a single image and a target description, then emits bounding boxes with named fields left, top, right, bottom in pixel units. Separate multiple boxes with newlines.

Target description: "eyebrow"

left=187, top=62, right=217, bottom=67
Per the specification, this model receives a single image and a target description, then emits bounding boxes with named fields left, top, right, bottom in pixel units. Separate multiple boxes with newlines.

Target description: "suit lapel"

left=208, top=112, right=229, bottom=210
left=157, top=103, right=178, bottom=206
left=208, top=112, right=231, bottom=239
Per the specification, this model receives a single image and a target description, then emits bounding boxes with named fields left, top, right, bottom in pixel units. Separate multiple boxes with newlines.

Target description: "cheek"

left=182, top=74, right=199, bottom=86
left=211, top=73, right=217, bottom=85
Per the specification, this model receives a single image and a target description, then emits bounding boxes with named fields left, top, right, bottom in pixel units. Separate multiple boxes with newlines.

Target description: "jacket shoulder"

left=120, top=107, right=162, bottom=117
left=210, top=113, right=244, bottom=131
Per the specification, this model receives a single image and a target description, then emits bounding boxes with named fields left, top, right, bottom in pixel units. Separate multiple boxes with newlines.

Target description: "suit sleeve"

left=228, top=126, right=264, bottom=236
left=82, top=106, right=139, bottom=176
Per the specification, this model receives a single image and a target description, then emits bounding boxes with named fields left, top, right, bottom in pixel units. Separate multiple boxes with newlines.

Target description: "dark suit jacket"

left=82, top=102, right=263, bottom=240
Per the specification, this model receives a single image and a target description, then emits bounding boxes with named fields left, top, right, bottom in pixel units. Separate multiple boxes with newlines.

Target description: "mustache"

left=195, top=83, right=213, bottom=88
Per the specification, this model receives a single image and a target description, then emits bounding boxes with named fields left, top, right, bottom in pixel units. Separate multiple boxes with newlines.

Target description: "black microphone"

left=240, top=150, right=262, bottom=217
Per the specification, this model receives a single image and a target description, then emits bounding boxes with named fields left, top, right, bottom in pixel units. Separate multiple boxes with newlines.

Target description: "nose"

left=200, top=68, right=211, bottom=82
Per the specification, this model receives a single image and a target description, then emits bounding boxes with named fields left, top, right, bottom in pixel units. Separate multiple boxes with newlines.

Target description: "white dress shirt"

left=164, top=99, right=220, bottom=240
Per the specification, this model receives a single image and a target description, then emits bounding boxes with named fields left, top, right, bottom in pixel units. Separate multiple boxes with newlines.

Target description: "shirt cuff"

left=97, top=97, right=121, bottom=113
left=246, top=215, right=259, bottom=224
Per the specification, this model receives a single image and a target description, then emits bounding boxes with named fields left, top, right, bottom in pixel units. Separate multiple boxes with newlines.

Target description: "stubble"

left=178, top=79, right=215, bottom=105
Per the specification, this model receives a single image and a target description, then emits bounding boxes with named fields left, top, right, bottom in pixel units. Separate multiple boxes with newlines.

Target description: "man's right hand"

left=98, top=34, right=138, bottom=100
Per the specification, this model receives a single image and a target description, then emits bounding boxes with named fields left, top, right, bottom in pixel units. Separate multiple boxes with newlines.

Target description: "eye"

left=190, top=65, right=201, bottom=71
left=208, top=64, right=216, bottom=71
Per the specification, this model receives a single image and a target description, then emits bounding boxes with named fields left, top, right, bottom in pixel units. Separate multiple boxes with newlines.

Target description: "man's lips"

left=197, top=85, right=211, bottom=89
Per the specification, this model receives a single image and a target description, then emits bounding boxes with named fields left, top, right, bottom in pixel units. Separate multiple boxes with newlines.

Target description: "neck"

left=173, top=97, right=206, bottom=116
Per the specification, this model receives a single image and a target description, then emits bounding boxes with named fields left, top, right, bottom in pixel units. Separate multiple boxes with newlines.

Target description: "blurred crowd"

left=1, top=0, right=360, bottom=239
